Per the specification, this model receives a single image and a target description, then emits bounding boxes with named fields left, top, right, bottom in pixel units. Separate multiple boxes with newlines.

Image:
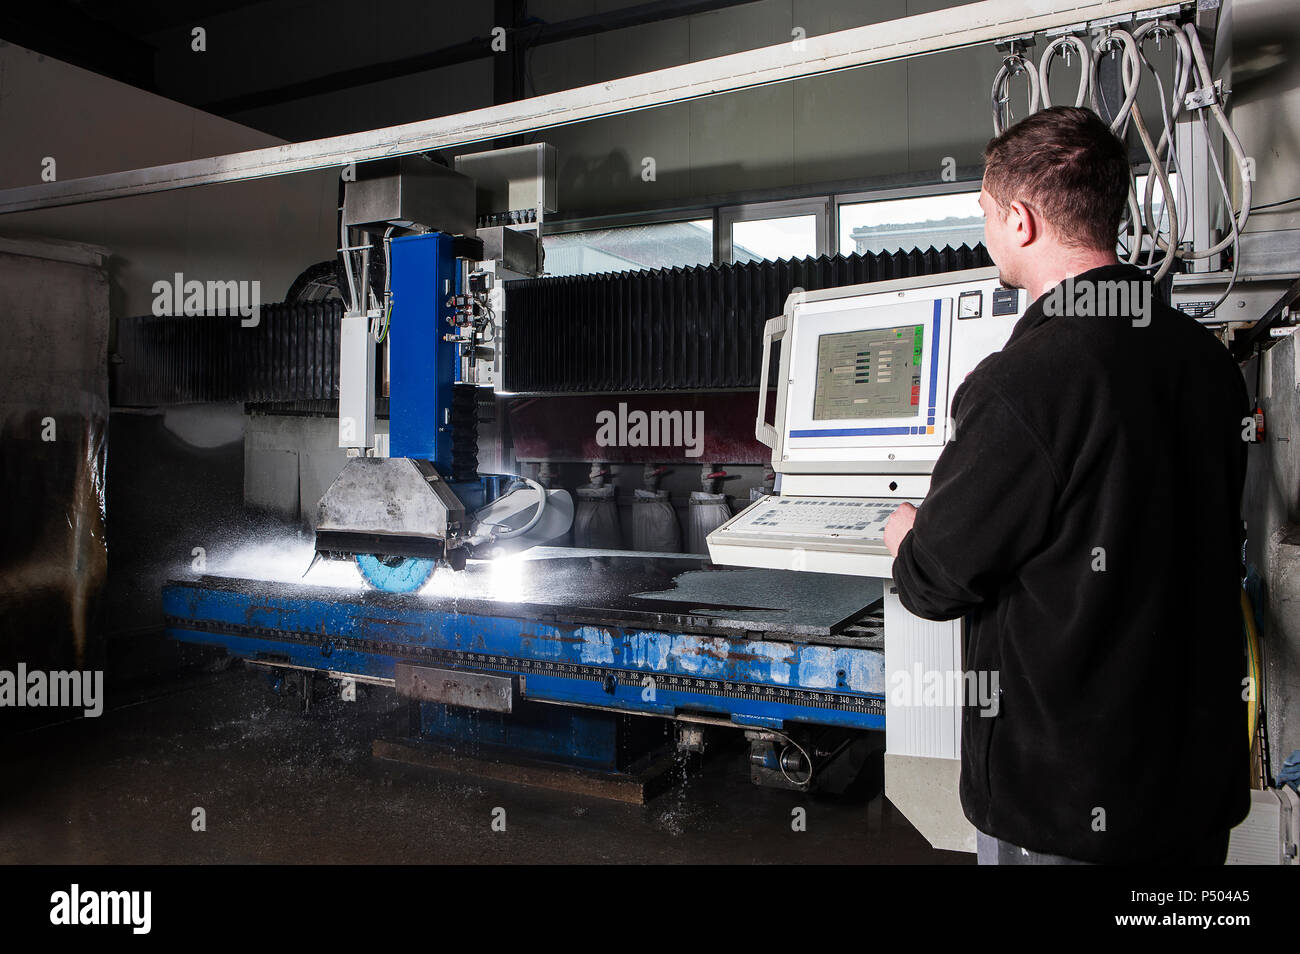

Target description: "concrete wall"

left=145, top=0, right=497, bottom=144
left=1243, top=332, right=1300, bottom=768
left=1228, top=0, right=1300, bottom=773
left=521, top=0, right=993, bottom=216
left=0, top=41, right=337, bottom=317
left=0, top=236, right=110, bottom=674
left=0, top=43, right=339, bottom=678
left=1222, top=0, right=1300, bottom=272
left=244, top=413, right=386, bottom=524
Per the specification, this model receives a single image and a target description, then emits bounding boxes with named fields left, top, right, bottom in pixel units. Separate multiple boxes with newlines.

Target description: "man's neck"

left=1026, top=250, right=1121, bottom=303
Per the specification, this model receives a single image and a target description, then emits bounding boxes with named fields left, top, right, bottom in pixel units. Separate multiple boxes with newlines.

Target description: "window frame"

left=717, top=197, right=832, bottom=265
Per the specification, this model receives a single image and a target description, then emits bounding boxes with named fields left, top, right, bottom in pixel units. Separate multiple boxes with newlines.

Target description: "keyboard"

left=723, top=496, right=898, bottom=542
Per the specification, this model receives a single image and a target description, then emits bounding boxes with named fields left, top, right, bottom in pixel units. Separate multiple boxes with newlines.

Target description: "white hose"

left=1038, top=35, right=1094, bottom=110
left=1125, top=21, right=1251, bottom=263
left=1090, top=29, right=1141, bottom=135
left=1134, top=21, right=1193, bottom=251
left=491, top=477, right=549, bottom=539
left=992, top=53, right=1041, bottom=135
left=1130, top=104, right=1179, bottom=281
left=340, top=217, right=359, bottom=312
left=1195, top=105, right=1243, bottom=316
left=989, top=19, right=1253, bottom=303
left=1178, top=21, right=1252, bottom=255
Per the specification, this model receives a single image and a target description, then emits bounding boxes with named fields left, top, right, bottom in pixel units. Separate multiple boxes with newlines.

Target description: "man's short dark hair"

left=982, top=106, right=1130, bottom=252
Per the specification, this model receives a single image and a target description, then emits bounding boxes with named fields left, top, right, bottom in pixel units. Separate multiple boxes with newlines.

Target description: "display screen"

left=811, top=323, right=924, bottom=421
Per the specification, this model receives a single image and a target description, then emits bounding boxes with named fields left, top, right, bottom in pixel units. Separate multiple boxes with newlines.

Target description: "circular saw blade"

left=354, top=554, right=436, bottom=593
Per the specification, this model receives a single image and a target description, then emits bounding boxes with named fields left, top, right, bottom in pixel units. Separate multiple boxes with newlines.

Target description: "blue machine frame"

left=388, top=232, right=457, bottom=466
left=163, top=579, right=886, bottom=733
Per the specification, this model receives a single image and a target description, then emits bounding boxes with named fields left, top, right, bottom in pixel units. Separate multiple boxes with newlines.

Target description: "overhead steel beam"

left=0, top=0, right=1168, bottom=215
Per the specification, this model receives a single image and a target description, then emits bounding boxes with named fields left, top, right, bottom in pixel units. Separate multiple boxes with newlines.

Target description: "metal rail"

left=0, top=0, right=1165, bottom=214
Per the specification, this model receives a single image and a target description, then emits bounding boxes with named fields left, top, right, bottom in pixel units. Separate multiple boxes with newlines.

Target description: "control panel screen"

left=811, top=323, right=924, bottom=421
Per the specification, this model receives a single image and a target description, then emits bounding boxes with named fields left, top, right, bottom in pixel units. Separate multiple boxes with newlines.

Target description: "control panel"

left=709, top=267, right=1025, bottom=577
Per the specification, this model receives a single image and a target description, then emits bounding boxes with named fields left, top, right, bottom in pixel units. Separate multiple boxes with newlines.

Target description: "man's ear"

left=1008, top=199, right=1036, bottom=248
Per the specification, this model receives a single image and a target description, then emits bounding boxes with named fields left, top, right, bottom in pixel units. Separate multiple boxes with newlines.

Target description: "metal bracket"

left=1102, top=1, right=1196, bottom=26
left=1135, top=2, right=1191, bottom=19
left=1040, top=2, right=1193, bottom=41
left=395, top=663, right=515, bottom=713
left=994, top=33, right=1036, bottom=54
left=1185, top=79, right=1226, bottom=110
left=1089, top=12, right=1137, bottom=29
left=1041, top=21, right=1089, bottom=38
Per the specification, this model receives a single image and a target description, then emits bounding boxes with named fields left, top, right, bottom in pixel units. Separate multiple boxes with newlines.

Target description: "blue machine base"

left=414, top=700, right=669, bottom=772
left=165, top=577, right=885, bottom=734
left=164, top=566, right=885, bottom=787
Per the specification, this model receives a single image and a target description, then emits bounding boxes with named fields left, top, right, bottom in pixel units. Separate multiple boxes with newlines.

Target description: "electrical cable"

left=661, top=713, right=815, bottom=786
left=340, top=217, right=358, bottom=312
left=1193, top=103, right=1242, bottom=315
left=360, top=242, right=375, bottom=314
left=1250, top=194, right=1300, bottom=212
left=769, top=727, right=815, bottom=786
left=375, top=226, right=395, bottom=343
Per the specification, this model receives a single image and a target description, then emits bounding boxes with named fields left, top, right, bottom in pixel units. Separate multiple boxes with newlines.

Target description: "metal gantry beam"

left=0, top=0, right=1166, bottom=215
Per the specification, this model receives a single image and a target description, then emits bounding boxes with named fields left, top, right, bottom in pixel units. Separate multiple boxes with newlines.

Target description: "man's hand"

left=884, top=502, right=917, bottom=557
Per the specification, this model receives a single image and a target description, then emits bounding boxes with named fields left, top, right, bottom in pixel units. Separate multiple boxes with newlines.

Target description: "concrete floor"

left=1, top=663, right=967, bottom=864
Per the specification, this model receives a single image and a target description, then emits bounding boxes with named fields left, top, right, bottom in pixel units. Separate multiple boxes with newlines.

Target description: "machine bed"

left=164, top=547, right=887, bottom=733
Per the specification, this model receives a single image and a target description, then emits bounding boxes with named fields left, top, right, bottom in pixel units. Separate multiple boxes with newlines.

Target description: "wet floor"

left=0, top=664, right=969, bottom=865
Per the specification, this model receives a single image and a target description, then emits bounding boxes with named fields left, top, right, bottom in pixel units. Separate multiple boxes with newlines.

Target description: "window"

left=719, top=198, right=831, bottom=264
left=542, top=220, right=713, bottom=277
left=1131, top=172, right=1181, bottom=251
left=732, top=215, right=818, bottom=264
left=838, top=191, right=984, bottom=256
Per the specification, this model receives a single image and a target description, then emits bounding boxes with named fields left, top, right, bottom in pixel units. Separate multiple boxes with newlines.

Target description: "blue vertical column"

left=388, top=232, right=457, bottom=468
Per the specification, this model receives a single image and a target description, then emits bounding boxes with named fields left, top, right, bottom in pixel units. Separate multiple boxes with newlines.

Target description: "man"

left=883, top=106, right=1251, bottom=865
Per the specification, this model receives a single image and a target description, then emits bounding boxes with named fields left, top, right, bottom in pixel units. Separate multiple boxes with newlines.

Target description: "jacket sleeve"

left=892, top=375, right=1061, bottom=621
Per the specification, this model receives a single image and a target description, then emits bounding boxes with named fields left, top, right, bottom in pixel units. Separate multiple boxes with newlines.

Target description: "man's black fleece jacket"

left=891, top=262, right=1251, bottom=864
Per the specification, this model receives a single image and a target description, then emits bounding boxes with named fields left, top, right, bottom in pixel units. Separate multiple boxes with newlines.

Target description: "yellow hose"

left=1242, top=588, right=1261, bottom=747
